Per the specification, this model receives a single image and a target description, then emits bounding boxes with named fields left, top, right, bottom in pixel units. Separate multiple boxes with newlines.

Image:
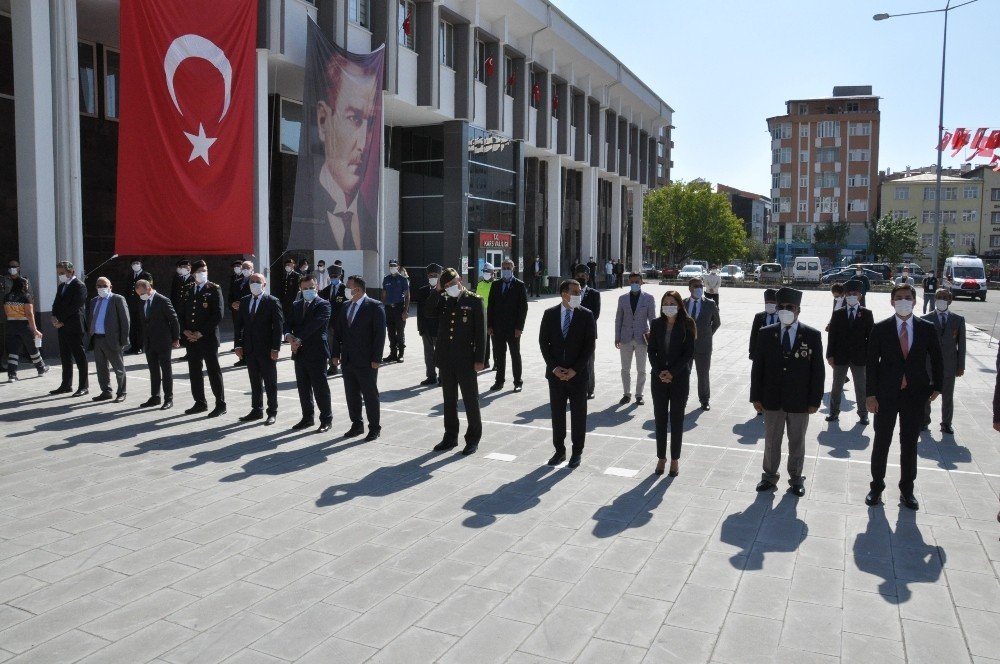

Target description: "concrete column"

left=371, top=0, right=399, bottom=94
left=49, top=0, right=83, bottom=272
left=453, top=22, right=473, bottom=119
left=442, top=120, right=469, bottom=276
left=555, top=80, right=569, bottom=155
left=618, top=118, right=628, bottom=177
left=580, top=166, right=598, bottom=262
left=415, top=0, right=439, bottom=108
left=512, top=57, right=528, bottom=140
left=315, top=0, right=346, bottom=46
left=573, top=93, right=587, bottom=163
left=606, top=109, right=617, bottom=173
left=485, top=40, right=501, bottom=130
left=12, top=0, right=58, bottom=312
left=589, top=100, right=601, bottom=168
left=253, top=50, right=271, bottom=280
left=638, top=130, right=649, bottom=185
left=610, top=177, right=623, bottom=262
left=631, top=184, right=644, bottom=272
left=545, top=156, right=562, bottom=282
left=537, top=69, right=551, bottom=149
left=630, top=125, right=640, bottom=183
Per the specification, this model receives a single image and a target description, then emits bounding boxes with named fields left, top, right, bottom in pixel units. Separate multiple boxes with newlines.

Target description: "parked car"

left=677, top=265, right=704, bottom=282
left=758, top=263, right=783, bottom=285
left=821, top=267, right=882, bottom=285
left=792, top=256, right=822, bottom=283
left=643, top=262, right=660, bottom=279
left=660, top=265, right=680, bottom=279
left=719, top=264, right=744, bottom=282
left=848, top=263, right=891, bottom=280
left=894, top=263, right=925, bottom=279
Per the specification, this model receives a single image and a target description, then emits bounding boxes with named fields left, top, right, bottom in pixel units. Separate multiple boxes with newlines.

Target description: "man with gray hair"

left=86, top=276, right=130, bottom=402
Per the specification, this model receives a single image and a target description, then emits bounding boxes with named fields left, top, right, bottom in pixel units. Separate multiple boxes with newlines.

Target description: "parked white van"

left=792, top=256, right=822, bottom=283
left=942, top=255, right=987, bottom=301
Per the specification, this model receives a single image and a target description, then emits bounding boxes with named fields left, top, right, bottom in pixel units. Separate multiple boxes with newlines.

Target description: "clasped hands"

left=183, top=330, right=203, bottom=342
left=551, top=366, right=577, bottom=381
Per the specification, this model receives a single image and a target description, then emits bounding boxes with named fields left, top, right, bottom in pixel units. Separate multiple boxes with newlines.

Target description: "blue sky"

left=557, top=0, right=999, bottom=195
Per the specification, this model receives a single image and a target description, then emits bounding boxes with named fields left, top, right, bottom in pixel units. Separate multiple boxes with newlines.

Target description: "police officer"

left=181, top=260, right=227, bottom=417
left=230, top=260, right=253, bottom=366
left=414, top=263, right=442, bottom=386
left=319, top=265, right=348, bottom=376
left=426, top=267, right=486, bottom=455
left=382, top=259, right=410, bottom=363
left=280, top=257, right=301, bottom=323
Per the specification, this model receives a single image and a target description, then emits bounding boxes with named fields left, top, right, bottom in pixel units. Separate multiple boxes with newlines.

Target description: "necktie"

left=250, top=297, right=258, bottom=317
left=144, top=299, right=152, bottom=318
left=348, top=301, right=358, bottom=325
left=767, top=313, right=774, bottom=326
left=503, top=282, right=509, bottom=295
left=781, top=327, right=791, bottom=355
left=849, top=308, right=855, bottom=322
left=562, top=308, right=571, bottom=337
left=900, top=321, right=909, bottom=388
left=941, top=313, right=947, bottom=329
left=694, top=300, right=700, bottom=320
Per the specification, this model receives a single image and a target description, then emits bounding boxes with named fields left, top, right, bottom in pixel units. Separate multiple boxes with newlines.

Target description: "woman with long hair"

left=647, top=290, right=696, bottom=475
left=4, top=277, right=48, bottom=381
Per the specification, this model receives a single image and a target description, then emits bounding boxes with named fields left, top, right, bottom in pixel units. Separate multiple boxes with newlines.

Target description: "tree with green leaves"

left=868, top=213, right=920, bottom=266
left=814, top=221, right=849, bottom=264
left=936, top=226, right=953, bottom=272
left=643, top=181, right=748, bottom=266
left=744, top=237, right=770, bottom=264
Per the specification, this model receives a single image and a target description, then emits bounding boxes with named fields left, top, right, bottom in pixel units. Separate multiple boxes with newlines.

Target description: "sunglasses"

left=776, top=304, right=797, bottom=311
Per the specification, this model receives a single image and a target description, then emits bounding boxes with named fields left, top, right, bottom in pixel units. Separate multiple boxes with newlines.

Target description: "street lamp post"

left=874, top=0, right=978, bottom=273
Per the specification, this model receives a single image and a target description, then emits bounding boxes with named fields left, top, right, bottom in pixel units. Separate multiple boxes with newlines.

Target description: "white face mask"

left=662, top=305, right=678, bottom=317
left=834, top=297, right=844, bottom=307
left=764, top=303, right=777, bottom=314
left=568, top=294, right=582, bottom=309
left=8, top=267, right=18, bottom=276
left=389, top=267, right=399, bottom=275
left=935, top=299, right=949, bottom=312
left=318, top=266, right=326, bottom=272
left=777, top=309, right=796, bottom=326
left=285, top=266, right=294, bottom=273
left=428, top=277, right=439, bottom=287
left=845, top=295, right=859, bottom=307
left=249, top=282, right=264, bottom=296
left=97, top=287, right=111, bottom=298
left=241, top=268, right=252, bottom=277
left=893, top=299, right=914, bottom=316
left=132, top=264, right=142, bottom=272
left=179, top=267, right=190, bottom=277
left=194, top=271, right=208, bottom=284
left=139, top=292, right=150, bottom=301
left=302, top=265, right=310, bottom=272
left=445, top=284, right=461, bottom=298
left=482, top=272, right=492, bottom=280
left=57, top=274, right=69, bottom=284
left=233, top=267, right=242, bottom=275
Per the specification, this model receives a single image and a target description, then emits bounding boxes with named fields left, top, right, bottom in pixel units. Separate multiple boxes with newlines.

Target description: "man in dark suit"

left=487, top=259, right=529, bottom=393
left=613, top=258, right=625, bottom=288
left=414, top=263, right=442, bottom=386
left=279, top=257, right=302, bottom=324
left=826, top=280, right=874, bottom=425
left=234, top=272, right=283, bottom=425
left=540, top=279, right=597, bottom=468
left=530, top=256, right=544, bottom=297
left=285, top=274, right=332, bottom=433
left=319, top=265, right=348, bottom=376
left=50, top=260, right=89, bottom=396
left=170, top=259, right=193, bottom=361
left=331, top=275, right=385, bottom=441
left=134, top=279, right=179, bottom=410
left=229, top=260, right=253, bottom=366
left=124, top=258, right=152, bottom=355
left=426, top=268, right=486, bottom=455
left=84, top=277, right=130, bottom=402
left=748, top=288, right=778, bottom=361
left=683, top=277, right=721, bottom=410
left=922, top=288, right=965, bottom=435
left=587, top=257, right=598, bottom=285
left=180, top=260, right=227, bottom=418
left=575, top=264, right=601, bottom=399
left=751, top=287, right=824, bottom=497
left=865, top=284, right=943, bottom=510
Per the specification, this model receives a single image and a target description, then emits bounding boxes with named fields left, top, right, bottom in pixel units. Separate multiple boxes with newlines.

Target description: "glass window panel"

left=78, top=42, right=97, bottom=116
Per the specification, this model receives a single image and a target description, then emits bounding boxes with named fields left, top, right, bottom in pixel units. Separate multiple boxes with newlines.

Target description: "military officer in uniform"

left=414, top=263, right=442, bottom=386
left=229, top=260, right=253, bottom=366
left=319, top=265, right=348, bottom=376
left=751, top=287, right=824, bottom=497
left=181, top=260, right=227, bottom=417
left=426, top=267, right=486, bottom=455
left=382, top=259, right=410, bottom=363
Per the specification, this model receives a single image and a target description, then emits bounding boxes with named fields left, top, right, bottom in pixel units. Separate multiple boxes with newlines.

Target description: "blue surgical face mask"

left=501, top=269, right=513, bottom=281
left=302, top=288, right=317, bottom=302
left=692, top=287, right=704, bottom=298
left=630, top=283, right=641, bottom=293
left=330, top=278, right=340, bottom=287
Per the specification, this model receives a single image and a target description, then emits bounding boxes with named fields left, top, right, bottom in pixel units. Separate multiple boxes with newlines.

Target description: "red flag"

left=950, top=127, right=970, bottom=157
left=552, top=93, right=559, bottom=113
left=974, top=129, right=1000, bottom=158
left=402, top=13, right=412, bottom=36
left=532, top=82, right=541, bottom=104
left=485, top=56, right=495, bottom=77
left=116, top=0, right=256, bottom=255
left=507, top=72, right=516, bottom=89
left=937, top=131, right=953, bottom=151
left=969, top=127, right=987, bottom=150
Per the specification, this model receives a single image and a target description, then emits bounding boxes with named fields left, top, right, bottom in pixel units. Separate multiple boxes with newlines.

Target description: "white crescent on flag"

left=163, top=34, right=233, bottom=164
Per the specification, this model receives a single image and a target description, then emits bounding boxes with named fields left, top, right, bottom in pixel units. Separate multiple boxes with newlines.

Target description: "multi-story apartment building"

left=766, top=86, right=880, bottom=266
left=975, top=166, right=1000, bottom=259
left=716, top=184, right=771, bottom=244
left=2, top=0, right=673, bottom=318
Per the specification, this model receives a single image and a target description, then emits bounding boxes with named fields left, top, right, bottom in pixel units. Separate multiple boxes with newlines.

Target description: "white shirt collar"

left=781, top=320, right=799, bottom=346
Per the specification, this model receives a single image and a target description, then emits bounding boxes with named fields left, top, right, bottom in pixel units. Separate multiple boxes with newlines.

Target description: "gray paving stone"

left=841, top=588, right=902, bottom=641
left=467, top=552, right=545, bottom=592
left=170, top=553, right=269, bottom=597
left=397, top=559, right=481, bottom=603
left=957, top=607, right=1000, bottom=660
left=520, top=604, right=606, bottom=661
left=664, top=583, right=733, bottom=634
left=297, top=637, right=376, bottom=664
left=595, top=594, right=671, bottom=648
left=946, top=568, right=1000, bottom=611
left=94, top=561, right=197, bottom=604
left=416, top=584, right=505, bottom=636
left=2, top=629, right=107, bottom=664
left=8, top=566, right=124, bottom=614
left=334, top=593, right=434, bottom=649
left=901, top=619, right=973, bottom=664
left=167, top=580, right=273, bottom=631
left=80, top=587, right=196, bottom=641
left=437, top=614, right=534, bottom=664
left=712, top=612, right=782, bottom=664
left=643, top=624, right=717, bottom=663
left=493, top=575, right=573, bottom=625
left=561, top=566, right=635, bottom=613
left=325, top=566, right=417, bottom=612
left=250, top=602, right=359, bottom=661
left=841, top=633, right=904, bottom=663
left=242, top=548, right=334, bottom=590
left=76, top=620, right=197, bottom=664
left=729, top=574, right=790, bottom=621
left=162, top=612, right=280, bottom=664
left=778, top=601, right=842, bottom=657
left=368, top=626, right=458, bottom=664
left=788, top=563, right=844, bottom=607
left=575, top=638, right=646, bottom=664
left=0, top=595, right=117, bottom=654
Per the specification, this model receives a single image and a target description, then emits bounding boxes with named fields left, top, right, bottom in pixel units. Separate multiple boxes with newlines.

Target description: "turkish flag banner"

left=115, top=0, right=256, bottom=255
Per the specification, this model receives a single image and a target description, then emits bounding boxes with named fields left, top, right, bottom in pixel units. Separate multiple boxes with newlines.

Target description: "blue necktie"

left=562, top=309, right=571, bottom=337
left=782, top=328, right=791, bottom=355
left=144, top=299, right=152, bottom=318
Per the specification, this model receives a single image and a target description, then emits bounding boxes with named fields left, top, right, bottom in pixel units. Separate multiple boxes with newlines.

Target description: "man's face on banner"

left=317, top=59, right=378, bottom=202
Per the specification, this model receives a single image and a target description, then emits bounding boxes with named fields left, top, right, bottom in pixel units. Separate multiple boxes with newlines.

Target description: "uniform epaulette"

left=467, top=291, right=482, bottom=300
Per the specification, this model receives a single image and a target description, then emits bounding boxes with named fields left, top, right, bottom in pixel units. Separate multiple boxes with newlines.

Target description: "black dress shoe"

left=434, top=440, right=458, bottom=452
left=940, top=424, right=954, bottom=435
left=317, top=422, right=332, bottom=433
left=513, top=383, right=523, bottom=393
left=264, top=415, right=276, bottom=425
left=619, top=394, right=631, bottom=405
left=756, top=480, right=777, bottom=492
left=92, top=392, right=112, bottom=402
left=382, top=355, right=398, bottom=363
left=185, top=403, right=209, bottom=415
left=140, top=397, right=161, bottom=408
left=233, top=360, right=246, bottom=367
left=547, top=452, right=566, bottom=466
left=789, top=485, right=806, bottom=497
left=161, top=399, right=173, bottom=410
left=364, top=429, right=381, bottom=442
left=901, top=493, right=919, bottom=510
left=701, top=403, right=711, bottom=411
left=865, top=490, right=882, bottom=507
left=587, top=393, right=595, bottom=399
left=113, top=394, right=127, bottom=403
left=568, top=453, right=582, bottom=468
left=239, top=410, right=264, bottom=422
left=635, top=396, right=645, bottom=406
left=327, top=366, right=340, bottom=376
left=460, top=443, right=478, bottom=456
left=489, top=382, right=504, bottom=392
left=73, top=388, right=90, bottom=397
left=419, top=377, right=437, bottom=386
left=49, top=386, right=73, bottom=395
left=825, top=414, right=839, bottom=422
left=207, top=404, right=227, bottom=418
left=859, top=417, right=869, bottom=426
left=343, top=425, right=365, bottom=438
left=292, top=418, right=315, bottom=430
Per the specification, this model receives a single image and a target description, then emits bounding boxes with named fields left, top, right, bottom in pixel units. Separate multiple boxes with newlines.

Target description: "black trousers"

left=6, top=324, right=43, bottom=372
left=871, top=388, right=924, bottom=494
left=440, top=362, right=481, bottom=444
left=343, top=363, right=380, bottom=429
left=650, top=373, right=690, bottom=460
left=145, top=346, right=173, bottom=399
left=127, top=299, right=144, bottom=352
left=57, top=328, right=87, bottom=389
left=246, top=352, right=278, bottom=415
left=421, top=334, right=437, bottom=380
left=548, top=377, right=588, bottom=454
left=492, top=333, right=522, bottom=384
left=531, top=276, right=542, bottom=297
left=294, top=356, right=331, bottom=422
left=187, top=340, right=224, bottom=406
left=706, top=292, right=719, bottom=307
left=386, top=304, right=406, bottom=356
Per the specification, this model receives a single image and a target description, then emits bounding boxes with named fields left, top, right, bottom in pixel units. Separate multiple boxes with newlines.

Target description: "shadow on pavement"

left=732, top=416, right=765, bottom=445
left=852, top=507, right=946, bottom=603
left=816, top=421, right=871, bottom=459
left=720, top=492, right=807, bottom=570
left=591, top=474, right=673, bottom=538
left=461, top=466, right=573, bottom=528
left=313, top=450, right=461, bottom=506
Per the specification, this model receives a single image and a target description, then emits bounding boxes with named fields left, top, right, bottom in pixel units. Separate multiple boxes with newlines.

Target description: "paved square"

left=1, top=284, right=998, bottom=662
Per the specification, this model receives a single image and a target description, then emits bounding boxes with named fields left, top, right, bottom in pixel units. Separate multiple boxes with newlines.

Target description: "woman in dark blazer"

left=647, top=290, right=696, bottom=476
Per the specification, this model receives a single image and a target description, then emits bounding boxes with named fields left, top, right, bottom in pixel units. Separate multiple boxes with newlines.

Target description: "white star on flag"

left=184, top=123, right=217, bottom=164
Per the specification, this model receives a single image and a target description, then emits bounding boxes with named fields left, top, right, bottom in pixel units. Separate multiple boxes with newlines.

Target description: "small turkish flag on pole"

left=116, top=0, right=256, bottom=255
left=937, top=131, right=953, bottom=151
left=485, top=56, right=495, bottom=77
left=403, top=13, right=412, bottom=36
